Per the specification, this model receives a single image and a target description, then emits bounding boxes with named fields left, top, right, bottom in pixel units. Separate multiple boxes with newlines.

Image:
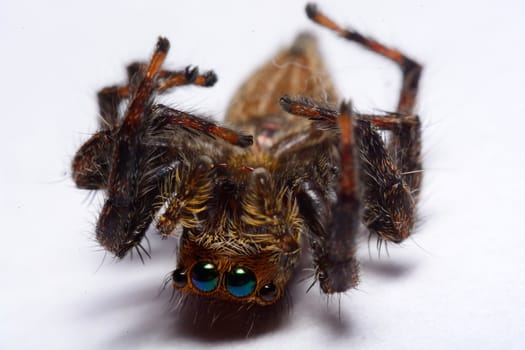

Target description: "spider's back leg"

left=307, top=3, right=423, bottom=243
left=306, top=3, right=422, bottom=115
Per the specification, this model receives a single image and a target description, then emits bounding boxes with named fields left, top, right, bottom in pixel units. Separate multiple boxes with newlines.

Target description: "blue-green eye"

left=191, top=262, right=219, bottom=292
left=226, top=267, right=256, bottom=297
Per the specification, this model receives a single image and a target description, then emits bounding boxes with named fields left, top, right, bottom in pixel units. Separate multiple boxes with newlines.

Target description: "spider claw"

left=155, top=36, right=170, bottom=53
left=201, top=71, right=218, bottom=87
left=184, top=65, right=199, bottom=82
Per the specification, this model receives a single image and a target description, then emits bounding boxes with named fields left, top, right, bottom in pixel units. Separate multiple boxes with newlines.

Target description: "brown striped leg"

left=94, top=37, right=171, bottom=257
left=73, top=38, right=169, bottom=190
left=280, top=96, right=360, bottom=293
left=306, top=4, right=423, bottom=244
left=305, top=3, right=422, bottom=115
left=156, top=105, right=253, bottom=148
left=98, top=63, right=217, bottom=127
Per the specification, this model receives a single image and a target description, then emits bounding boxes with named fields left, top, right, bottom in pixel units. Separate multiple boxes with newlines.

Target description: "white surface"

left=2, top=0, right=524, bottom=349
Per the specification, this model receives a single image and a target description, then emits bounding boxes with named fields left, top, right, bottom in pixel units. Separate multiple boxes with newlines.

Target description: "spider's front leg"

left=279, top=96, right=360, bottom=293
left=94, top=103, right=251, bottom=258
left=72, top=52, right=218, bottom=191
left=72, top=37, right=252, bottom=258
left=358, top=112, right=422, bottom=199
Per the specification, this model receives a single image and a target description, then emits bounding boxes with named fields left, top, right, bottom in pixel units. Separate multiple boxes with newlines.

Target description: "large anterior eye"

left=226, top=267, right=256, bottom=297
left=191, top=262, right=219, bottom=292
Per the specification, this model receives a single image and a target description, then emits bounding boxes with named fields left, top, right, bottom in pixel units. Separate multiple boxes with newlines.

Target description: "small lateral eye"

left=258, top=282, right=279, bottom=302
left=225, top=267, right=256, bottom=298
left=172, top=268, right=187, bottom=288
left=190, top=262, right=219, bottom=292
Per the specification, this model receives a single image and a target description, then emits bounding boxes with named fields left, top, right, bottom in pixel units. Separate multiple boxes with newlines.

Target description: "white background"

left=2, top=0, right=524, bottom=349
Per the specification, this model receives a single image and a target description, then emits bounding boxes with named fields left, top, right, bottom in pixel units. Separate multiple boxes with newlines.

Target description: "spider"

left=72, top=3, right=422, bottom=306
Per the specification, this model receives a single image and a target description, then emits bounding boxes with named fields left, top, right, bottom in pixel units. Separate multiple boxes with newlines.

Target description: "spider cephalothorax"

left=73, top=4, right=422, bottom=306
left=160, top=164, right=304, bottom=304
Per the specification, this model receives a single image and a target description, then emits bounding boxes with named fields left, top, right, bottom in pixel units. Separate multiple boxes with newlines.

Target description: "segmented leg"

left=72, top=38, right=172, bottom=190
left=126, top=63, right=218, bottom=91
left=71, top=129, right=113, bottom=189
left=354, top=117, right=415, bottom=243
left=306, top=3, right=423, bottom=243
left=94, top=37, right=171, bottom=257
left=157, top=106, right=253, bottom=147
left=305, top=3, right=422, bottom=115
left=280, top=96, right=360, bottom=293
left=73, top=49, right=221, bottom=191
left=98, top=64, right=218, bottom=127
left=72, top=38, right=252, bottom=257
left=306, top=2, right=423, bottom=191
left=358, top=112, right=422, bottom=194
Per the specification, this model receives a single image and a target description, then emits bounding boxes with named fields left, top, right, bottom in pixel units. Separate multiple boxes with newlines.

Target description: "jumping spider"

left=72, top=4, right=422, bottom=306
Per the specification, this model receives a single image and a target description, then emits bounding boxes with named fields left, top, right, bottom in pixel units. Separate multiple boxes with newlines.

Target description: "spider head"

left=170, top=167, right=303, bottom=305
left=172, top=240, right=286, bottom=305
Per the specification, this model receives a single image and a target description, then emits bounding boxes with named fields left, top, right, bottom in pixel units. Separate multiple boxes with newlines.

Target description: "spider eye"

left=172, top=268, right=187, bottom=288
left=225, top=267, right=256, bottom=297
left=191, top=262, right=219, bottom=292
left=258, top=282, right=279, bottom=302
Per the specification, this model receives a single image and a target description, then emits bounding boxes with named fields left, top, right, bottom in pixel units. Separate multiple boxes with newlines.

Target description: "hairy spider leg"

left=278, top=96, right=359, bottom=199
left=357, top=113, right=422, bottom=193
left=307, top=4, right=423, bottom=244
left=159, top=107, right=253, bottom=147
left=72, top=38, right=170, bottom=190
left=98, top=63, right=217, bottom=127
left=74, top=37, right=253, bottom=257
left=71, top=38, right=169, bottom=190
left=353, top=117, right=415, bottom=243
left=338, top=101, right=359, bottom=199
left=73, top=44, right=224, bottom=190
left=305, top=2, right=423, bottom=191
left=279, top=96, right=360, bottom=293
left=126, top=63, right=218, bottom=92
left=305, top=3, right=422, bottom=115
left=94, top=37, right=171, bottom=256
